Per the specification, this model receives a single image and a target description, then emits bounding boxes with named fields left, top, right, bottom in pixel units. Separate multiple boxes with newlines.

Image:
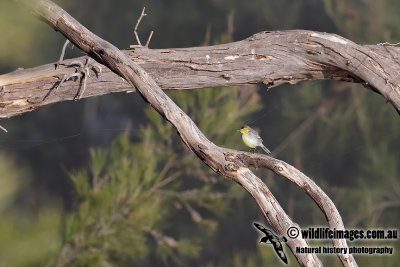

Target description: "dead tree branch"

left=13, top=0, right=363, bottom=266
left=1, top=31, right=400, bottom=118
left=133, top=7, right=146, bottom=46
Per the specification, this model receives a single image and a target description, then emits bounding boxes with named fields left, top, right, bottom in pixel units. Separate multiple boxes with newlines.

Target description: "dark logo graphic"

left=253, top=222, right=288, bottom=264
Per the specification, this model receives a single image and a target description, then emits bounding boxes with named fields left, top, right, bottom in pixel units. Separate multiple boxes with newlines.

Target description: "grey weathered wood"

left=1, top=31, right=399, bottom=118
left=12, top=0, right=365, bottom=266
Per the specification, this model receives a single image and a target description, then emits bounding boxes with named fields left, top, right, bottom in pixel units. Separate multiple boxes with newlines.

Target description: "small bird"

left=239, top=125, right=271, bottom=154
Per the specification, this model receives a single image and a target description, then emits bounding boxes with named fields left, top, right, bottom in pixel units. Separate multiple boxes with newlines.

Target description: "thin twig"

left=0, top=124, right=7, bottom=133
left=184, top=203, right=202, bottom=223
left=55, top=39, right=70, bottom=69
left=226, top=10, right=234, bottom=43
left=134, top=7, right=146, bottom=46
left=59, top=40, right=70, bottom=62
left=145, top=227, right=179, bottom=247
left=203, top=23, right=211, bottom=46
left=145, top=30, right=154, bottom=47
left=151, top=171, right=181, bottom=192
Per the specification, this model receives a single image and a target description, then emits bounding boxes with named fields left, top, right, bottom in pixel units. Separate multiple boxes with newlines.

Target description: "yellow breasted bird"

left=239, top=125, right=271, bottom=154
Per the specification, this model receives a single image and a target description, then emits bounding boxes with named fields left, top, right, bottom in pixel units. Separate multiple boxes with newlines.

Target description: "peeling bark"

left=1, top=29, right=399, bottom=118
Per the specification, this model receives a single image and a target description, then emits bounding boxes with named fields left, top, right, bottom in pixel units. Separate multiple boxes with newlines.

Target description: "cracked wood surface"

left=17, top=0, right=359, bottom=265
left=1, top=30, right=400, bottom=118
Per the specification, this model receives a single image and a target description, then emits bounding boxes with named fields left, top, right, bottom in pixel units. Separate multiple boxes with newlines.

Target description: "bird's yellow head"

left=239, top=126, right=249, bottom=134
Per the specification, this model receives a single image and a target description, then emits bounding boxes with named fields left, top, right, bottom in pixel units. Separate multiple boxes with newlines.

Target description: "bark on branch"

left=14, top=0, right=361, bottom=266
left=1, top=27, right=400, bottom=118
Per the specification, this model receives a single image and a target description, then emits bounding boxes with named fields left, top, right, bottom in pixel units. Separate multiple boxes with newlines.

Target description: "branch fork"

left=9, top=0, right=378, bottom=266
left=132, top=7, right=154, bottom=47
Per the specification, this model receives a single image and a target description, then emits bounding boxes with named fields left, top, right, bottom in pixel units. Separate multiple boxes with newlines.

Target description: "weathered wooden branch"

left=14, top=0, right=363, bottom=266
left=1, top=27, right=400, bottom=118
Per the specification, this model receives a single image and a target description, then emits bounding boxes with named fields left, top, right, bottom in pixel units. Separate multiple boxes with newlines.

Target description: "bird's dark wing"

left=275, top=249, right=288, bottom=264
left=253, top=222, right=268, bottom=234
left=272, top=242, right=288, bottom=264
left=271, top=239, right=283, bottom=250
left=254, top=223, right=276, bottom=240
left=264, top=229, right=275, bottom=239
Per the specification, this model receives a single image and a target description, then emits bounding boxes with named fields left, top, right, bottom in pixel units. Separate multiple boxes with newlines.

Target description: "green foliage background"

left=0, top=0, right=399, bottom=266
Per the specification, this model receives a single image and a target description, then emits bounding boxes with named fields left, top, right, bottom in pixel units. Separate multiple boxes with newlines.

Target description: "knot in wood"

left=225, top=163, right=238, bottom=172
left=276, top=165, right=284, bottom=173
left=221, top=74, right=232, bottom=80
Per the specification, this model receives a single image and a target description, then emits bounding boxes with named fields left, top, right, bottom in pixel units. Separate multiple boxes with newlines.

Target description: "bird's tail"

left=261, top=144, right=271, bottom=154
